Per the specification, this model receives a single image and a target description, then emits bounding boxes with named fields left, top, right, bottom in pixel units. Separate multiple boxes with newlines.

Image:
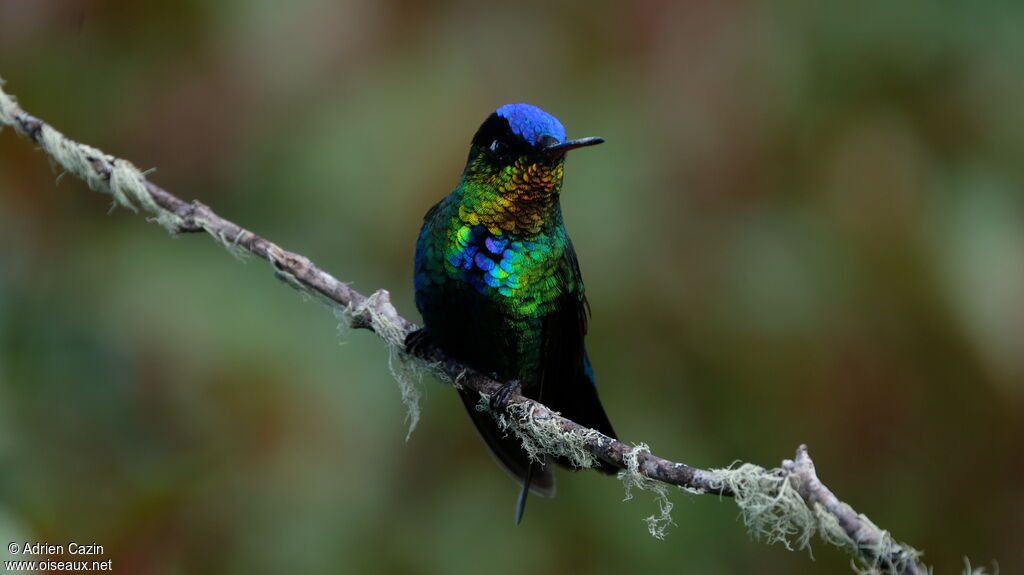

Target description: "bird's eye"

left=489, top=139, right=509, bottom=159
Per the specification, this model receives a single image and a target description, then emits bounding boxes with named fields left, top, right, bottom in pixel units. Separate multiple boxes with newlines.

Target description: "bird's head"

left=461, top=103, right=603, bottom=203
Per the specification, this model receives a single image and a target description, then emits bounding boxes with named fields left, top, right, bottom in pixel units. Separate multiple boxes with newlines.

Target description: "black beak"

left=543, top=136, right=604, bottom=155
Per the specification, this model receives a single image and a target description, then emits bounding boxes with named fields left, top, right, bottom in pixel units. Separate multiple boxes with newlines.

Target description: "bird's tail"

left=456, top=388, right=556, bottom=517
left=515, top=462, right=536, bottom=524
left=456, top=353, right=617, bottom=521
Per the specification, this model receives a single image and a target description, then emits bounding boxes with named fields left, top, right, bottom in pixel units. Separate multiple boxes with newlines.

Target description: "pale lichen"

left=712, top=462, right=929, bottom=575
left=487, top=399, right=600, bottom=469
left=715, top=463, right=815, bottom=551
left=962, top=557, right=998, bottom=575
left=618, top=443, right=675, bottom=539
left=202, top=222, right=250, bottom=261
left=344, top=291, right=425, bottom=438
left=387, top=348, right=423, bottom=439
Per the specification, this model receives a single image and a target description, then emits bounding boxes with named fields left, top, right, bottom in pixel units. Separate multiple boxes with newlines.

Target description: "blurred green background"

left=1, top=1, right=1022, bottom=573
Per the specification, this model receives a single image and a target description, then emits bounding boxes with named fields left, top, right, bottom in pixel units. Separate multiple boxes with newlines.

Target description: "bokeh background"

left=1, top=1, right=1022, bottom=573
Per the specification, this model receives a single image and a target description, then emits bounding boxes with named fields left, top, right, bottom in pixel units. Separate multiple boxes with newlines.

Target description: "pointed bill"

left=543, top=137, right=604, bottom=155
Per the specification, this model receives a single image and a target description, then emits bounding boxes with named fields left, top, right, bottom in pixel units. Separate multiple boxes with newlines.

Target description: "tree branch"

left=1, top=76, right=934, bottom=575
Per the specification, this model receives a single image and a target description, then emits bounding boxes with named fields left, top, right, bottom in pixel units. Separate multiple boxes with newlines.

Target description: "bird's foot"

left=490, top=379, right=522, bottom=413
left=404, top=328, right=432, bottom=356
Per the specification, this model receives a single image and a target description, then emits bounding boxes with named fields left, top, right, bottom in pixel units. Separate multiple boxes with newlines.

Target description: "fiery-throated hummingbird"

left=409, top=103, right=616, bottom=523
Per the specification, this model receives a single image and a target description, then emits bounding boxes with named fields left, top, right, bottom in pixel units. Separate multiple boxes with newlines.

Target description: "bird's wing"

left=536, top=239, right=617, bottom=456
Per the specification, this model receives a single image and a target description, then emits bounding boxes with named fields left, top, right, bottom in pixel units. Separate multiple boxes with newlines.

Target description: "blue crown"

left=496, top=103, right=566, bottom=147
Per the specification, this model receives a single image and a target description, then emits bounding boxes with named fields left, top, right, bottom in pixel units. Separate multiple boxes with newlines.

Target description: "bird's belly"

left=417, top=280, right=547, bottom=386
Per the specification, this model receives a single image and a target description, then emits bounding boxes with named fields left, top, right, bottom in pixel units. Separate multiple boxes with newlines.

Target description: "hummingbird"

left=409, top=103, right=617, bottom=522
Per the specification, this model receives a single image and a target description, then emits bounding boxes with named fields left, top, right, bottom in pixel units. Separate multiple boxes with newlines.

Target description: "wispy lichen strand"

left=619, top=444, right=675, bottom=539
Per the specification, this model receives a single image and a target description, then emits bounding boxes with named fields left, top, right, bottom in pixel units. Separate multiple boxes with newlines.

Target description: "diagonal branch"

left=1, top=76, right=932, bottom=575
